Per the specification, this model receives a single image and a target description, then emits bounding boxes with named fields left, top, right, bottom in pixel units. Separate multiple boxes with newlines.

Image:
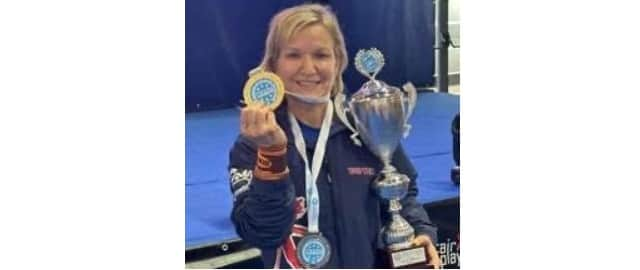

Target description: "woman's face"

left=275, top=24, right=337, bottom=99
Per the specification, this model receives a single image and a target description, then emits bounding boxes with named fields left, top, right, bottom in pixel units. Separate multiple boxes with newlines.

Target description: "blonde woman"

left=228, top=4, right=440, bottom=268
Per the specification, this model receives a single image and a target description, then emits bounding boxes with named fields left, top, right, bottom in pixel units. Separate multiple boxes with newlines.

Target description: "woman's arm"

left=228, top=136, right=295, bottom=248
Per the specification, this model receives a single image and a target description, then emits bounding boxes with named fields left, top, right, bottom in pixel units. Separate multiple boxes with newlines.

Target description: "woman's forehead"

left=281, top=24, right=334, bottom=50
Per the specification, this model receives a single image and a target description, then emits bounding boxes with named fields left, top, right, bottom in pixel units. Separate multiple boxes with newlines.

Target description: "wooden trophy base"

left=376, top=245, right=434, bottom=269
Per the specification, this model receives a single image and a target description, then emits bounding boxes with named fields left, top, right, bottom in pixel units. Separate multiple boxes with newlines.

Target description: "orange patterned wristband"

left=254, top=144, right=289, bottom=180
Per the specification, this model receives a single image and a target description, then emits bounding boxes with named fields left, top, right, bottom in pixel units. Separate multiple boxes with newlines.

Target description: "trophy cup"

left=339, top=48, right=431, bottom=268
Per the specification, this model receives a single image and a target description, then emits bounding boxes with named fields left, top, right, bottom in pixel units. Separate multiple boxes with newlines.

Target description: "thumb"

left=266, top=111, right=286, bottom=145
left=411, top=235, right=431, bottom=246
left=266, top=110, right=277, bottom=126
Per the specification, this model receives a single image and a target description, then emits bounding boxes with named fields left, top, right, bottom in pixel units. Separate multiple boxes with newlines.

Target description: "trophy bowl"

left=349, top=80, right=409, bottom=164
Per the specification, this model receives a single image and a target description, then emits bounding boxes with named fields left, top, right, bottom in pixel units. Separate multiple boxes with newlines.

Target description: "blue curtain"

left=186, top=0, right=434, bottom=112
left=331, top=0, right=435, bottom=94
left=186, top=0, right=305, bottom=112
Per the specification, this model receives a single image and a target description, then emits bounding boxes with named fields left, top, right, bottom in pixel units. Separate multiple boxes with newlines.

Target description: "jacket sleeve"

left=228, top=136, right=295, bottom=248
left=391, top=144, right=439, bottom=243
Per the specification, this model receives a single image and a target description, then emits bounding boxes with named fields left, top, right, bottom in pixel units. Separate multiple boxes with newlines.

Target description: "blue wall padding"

left=186, top=0, right=434, bottom=112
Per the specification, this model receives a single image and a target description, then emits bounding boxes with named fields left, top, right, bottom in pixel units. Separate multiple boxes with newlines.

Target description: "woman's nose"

left=299, top=55, right=316, bottom=74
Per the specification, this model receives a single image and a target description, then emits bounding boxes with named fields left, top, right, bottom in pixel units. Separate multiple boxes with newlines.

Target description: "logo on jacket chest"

left=347, top=166, right=376, bottom=176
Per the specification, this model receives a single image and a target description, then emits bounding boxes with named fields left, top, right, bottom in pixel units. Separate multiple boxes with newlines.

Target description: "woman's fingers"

left=239, top=107, right=247, bottom=133
left=266, top=109, right=279, bottom=132
left=239, top=103, right=284, bottom=146
left=265, top=110, right=287, bottom=146
left=412, top=235, right=441, bottom=269
left=255, top=104, right=270, bottom=135
left=250, top=104, right=261, bottom=129
left=240, top=104, right=256, bottom=138
left=426, top=241, right=441, bottom=269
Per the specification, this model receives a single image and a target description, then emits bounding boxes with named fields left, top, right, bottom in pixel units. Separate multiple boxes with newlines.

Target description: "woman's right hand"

left=240, top=104, right=287, bottom=148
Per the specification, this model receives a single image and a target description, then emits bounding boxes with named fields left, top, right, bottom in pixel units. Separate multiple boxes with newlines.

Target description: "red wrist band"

left=254, top=144, right=289, bottom=180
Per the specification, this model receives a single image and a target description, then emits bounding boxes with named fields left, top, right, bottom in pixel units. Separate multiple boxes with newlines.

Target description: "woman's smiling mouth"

left=296, top=80, right=321, bottom=87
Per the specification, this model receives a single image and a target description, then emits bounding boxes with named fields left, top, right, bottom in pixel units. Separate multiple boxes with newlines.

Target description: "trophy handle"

left=334, top=93, right=362, bottom=146
left=401, top=82, right=418, bottom=138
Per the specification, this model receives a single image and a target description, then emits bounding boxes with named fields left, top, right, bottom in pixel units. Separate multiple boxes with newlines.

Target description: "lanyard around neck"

left=288, top=102, right=333, bottom=233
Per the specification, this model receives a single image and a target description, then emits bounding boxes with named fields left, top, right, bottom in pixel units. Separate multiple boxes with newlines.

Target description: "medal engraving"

left=242, top=71, right=284, bottom=110
left=297, top=233, right=331, bottom=268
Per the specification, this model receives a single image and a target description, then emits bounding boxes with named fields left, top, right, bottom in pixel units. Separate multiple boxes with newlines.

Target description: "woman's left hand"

left=412, top=234, right=441, bottom=269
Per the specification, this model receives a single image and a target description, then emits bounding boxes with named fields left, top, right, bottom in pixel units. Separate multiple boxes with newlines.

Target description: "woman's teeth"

left=297, top=81, right=319, bottom=87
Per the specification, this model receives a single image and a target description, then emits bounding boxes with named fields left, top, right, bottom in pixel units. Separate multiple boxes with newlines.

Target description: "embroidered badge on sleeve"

left=229, top=168, right=253, bottom=200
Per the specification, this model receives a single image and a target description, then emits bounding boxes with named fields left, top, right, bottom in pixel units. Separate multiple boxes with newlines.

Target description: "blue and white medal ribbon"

left=288, top=102, right=333, bottom=268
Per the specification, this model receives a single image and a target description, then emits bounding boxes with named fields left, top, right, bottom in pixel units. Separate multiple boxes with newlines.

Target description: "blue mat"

left=185, top=92, right=460, bottom=248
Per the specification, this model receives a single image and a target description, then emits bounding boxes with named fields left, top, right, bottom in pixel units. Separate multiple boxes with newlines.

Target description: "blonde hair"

left=254, top=4, right=348, bottom=97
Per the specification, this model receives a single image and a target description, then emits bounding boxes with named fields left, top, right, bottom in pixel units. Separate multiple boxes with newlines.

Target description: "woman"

left=228, top=4, right=440, bottom=268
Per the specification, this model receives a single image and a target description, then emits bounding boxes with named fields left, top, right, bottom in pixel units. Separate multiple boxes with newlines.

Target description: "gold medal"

left=242, top=71, right=285, bottom=110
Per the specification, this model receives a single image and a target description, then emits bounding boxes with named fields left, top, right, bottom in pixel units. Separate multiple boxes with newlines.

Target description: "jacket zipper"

left=325, top=160, right=343, bottom=266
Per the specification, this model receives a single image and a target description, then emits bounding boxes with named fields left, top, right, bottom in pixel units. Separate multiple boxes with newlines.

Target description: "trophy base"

left=376, top=245, right=433, bottom=269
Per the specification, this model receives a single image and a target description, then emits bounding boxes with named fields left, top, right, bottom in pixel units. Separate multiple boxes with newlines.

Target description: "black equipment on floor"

left=451, top=114, right=460, bottom=185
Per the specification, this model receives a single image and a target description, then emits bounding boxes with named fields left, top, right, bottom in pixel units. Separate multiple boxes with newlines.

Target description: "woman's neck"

left=287, top=99, right=327, bottom=128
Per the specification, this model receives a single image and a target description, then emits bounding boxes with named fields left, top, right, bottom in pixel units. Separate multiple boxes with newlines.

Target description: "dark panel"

left=186, top=0, right=305, bottom=112
left=331, top=0, right=435, bottom=94
left=186, top=0, right=434, bottom=111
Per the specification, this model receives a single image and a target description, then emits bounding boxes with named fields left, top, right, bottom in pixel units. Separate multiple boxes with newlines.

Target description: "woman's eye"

left=315, top=53, right=330, bottom=59
left=285, top=53, right=300, bottom=59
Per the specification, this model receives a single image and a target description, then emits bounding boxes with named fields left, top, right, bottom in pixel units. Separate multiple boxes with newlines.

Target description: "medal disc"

left=242, top=71, right=284, bottom=110
left=296, top=233, right=331, bottom=268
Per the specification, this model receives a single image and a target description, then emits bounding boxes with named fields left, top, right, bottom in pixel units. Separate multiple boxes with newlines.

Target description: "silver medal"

left=297, top=233, right=331, bottom=268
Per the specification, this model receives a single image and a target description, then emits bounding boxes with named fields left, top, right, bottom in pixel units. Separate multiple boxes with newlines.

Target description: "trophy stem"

left=381, top=163, right=396, bottom=174
left=385, top=200, right=414, bottom=250
left=389, top=199, right=402, bottom=213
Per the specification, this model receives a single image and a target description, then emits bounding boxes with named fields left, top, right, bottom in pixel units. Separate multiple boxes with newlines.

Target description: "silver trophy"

left=336, top=48, right=428, bottom=268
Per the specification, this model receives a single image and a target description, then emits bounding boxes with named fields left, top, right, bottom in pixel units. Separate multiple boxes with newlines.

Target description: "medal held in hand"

left=344, top=48, right=431, bottom=268
left=242, top=70, right=284, bottom=110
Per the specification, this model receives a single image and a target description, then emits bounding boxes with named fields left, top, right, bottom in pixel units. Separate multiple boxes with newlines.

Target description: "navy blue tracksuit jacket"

left=228, top=103, right=437, bottom=268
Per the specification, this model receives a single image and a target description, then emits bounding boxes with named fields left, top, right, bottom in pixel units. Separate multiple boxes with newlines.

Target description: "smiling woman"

left=255, top=4, right=348, bottom=129
left=276, top=23, right=337, bottom=128
left=258, top=4, right=348, bottom=97
left=228, top=4, right=440, bottom=269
